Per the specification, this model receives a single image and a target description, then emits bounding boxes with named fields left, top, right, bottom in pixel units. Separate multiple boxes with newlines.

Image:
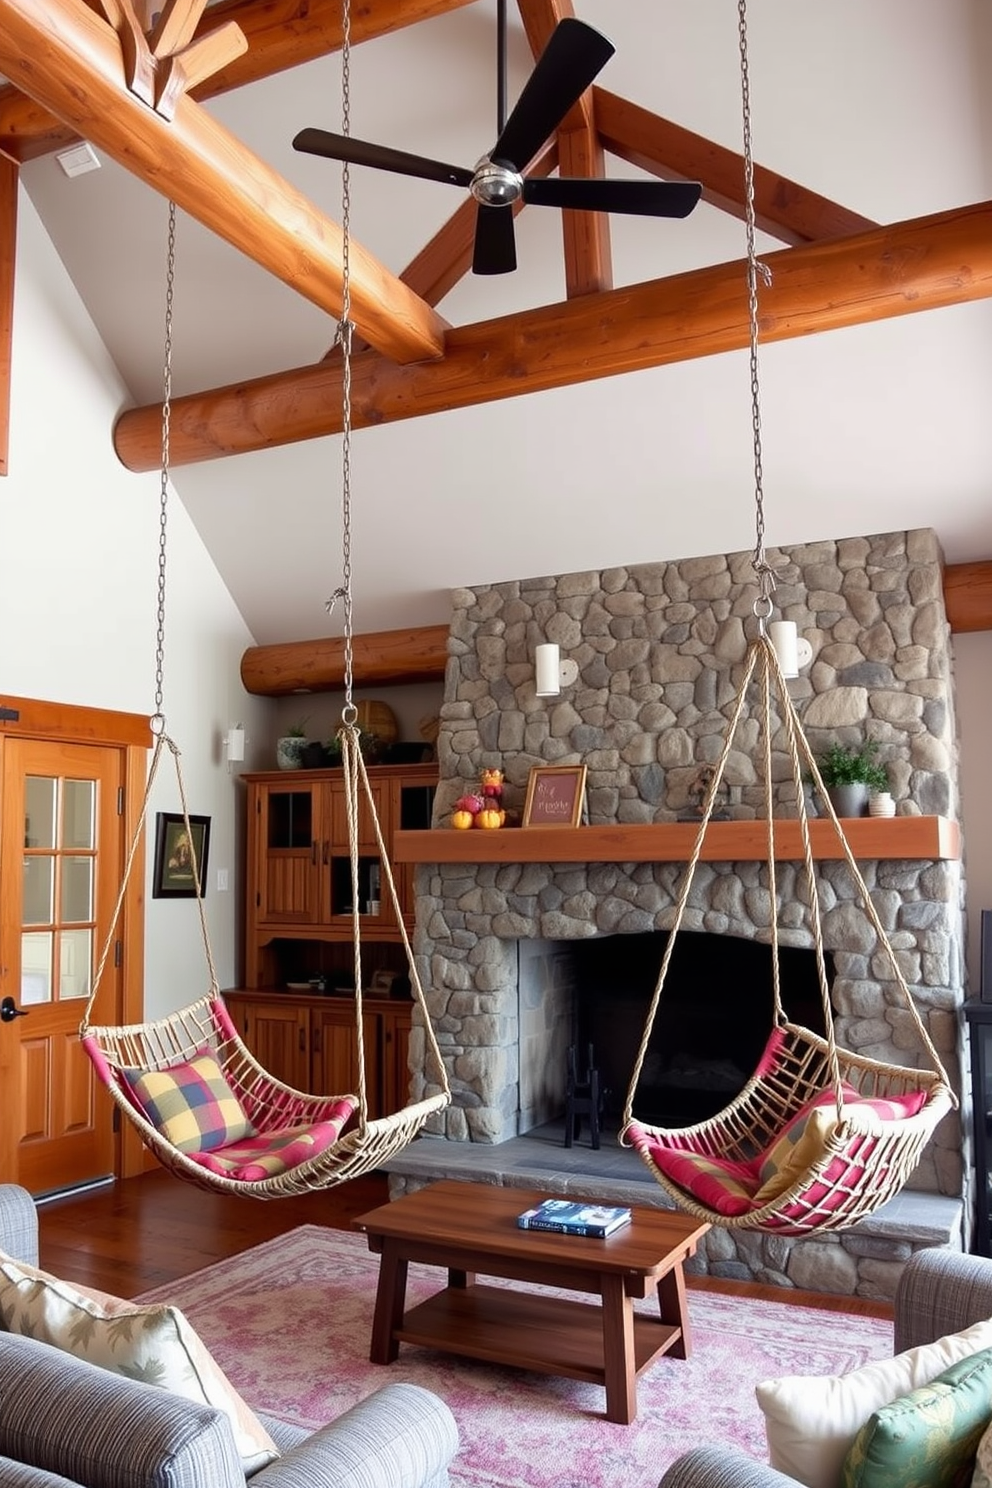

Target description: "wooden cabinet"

left=227, top=991, right=412, bottom=1121
left=243, top=762, right=435, bottom=987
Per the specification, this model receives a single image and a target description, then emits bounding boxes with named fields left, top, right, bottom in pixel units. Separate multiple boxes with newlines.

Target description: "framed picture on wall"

left=521, top=765, right=587, bottom=829
left=152, top=813, right=211, bottom=898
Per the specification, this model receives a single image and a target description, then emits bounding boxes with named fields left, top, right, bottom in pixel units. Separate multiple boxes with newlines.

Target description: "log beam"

left=593, top=87, right=878, bottom=246
left=240, top=625, right=451, bottom=695
left=0, top=0, right=476, bottom=163
left=943, top=560, right=992, bottom=634
left=241, top=561, right=992, bottom=694
left=0, top=0, right=447, bottom=365
left=115, top=200, right=992, bottom=470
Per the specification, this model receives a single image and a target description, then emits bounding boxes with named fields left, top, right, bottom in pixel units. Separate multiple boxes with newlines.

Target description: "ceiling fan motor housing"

left=471, top=159, right=524, bottom=207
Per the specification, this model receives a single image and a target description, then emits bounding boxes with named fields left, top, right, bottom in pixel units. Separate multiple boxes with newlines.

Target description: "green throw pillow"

left=841, top=1347, right=992, bottom=1488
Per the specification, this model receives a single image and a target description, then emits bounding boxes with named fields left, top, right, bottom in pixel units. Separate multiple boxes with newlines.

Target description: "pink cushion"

left=628, top=1080, right=929, bottom=1221
left=186, top=1105, right=356, bottom=1182
left=626, top=1123, right=763, bottom=1216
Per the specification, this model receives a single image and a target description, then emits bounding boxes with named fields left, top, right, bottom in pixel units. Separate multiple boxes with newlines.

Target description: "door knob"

left=0, top=996, right=28, bottom=1022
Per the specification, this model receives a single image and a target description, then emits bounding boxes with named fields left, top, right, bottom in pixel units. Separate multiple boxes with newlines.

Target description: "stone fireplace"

left=397, top=528, right=970, bottom=1293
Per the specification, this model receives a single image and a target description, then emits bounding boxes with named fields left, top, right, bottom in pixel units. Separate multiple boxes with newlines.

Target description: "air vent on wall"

left=56, top=144, right=101, bottom=178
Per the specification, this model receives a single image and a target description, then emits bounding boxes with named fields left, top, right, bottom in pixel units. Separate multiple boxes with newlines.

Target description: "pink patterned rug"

left=139, top=1224, right=893, bottom=1488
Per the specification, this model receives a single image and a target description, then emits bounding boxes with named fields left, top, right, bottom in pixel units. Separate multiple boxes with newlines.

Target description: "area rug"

left=138, top=1225, right=893, bottom=1488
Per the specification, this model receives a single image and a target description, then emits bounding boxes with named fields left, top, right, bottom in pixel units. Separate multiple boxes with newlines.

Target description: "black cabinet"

left=964, top=997, right=992, bottom=1256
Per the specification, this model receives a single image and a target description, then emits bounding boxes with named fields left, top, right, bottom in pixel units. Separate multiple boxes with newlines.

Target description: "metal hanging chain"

left=325, top=0, right=357, bottom=717
left=737, top=0, right=775, bottom=618
left=153, top=200, right=177, bottom=732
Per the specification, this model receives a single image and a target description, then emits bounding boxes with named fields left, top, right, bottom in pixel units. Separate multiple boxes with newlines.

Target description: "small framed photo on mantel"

left=522, top=765, right=587, bottom=829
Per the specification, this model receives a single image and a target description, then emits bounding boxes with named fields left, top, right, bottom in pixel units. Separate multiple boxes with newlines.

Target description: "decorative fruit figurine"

left=456, top=793, right=484, bottom=814
left=480, top=767, right=504, bottom=803
left=451, top=810, right=475, bottom=830
left=474, top=808, right=503, bottom=829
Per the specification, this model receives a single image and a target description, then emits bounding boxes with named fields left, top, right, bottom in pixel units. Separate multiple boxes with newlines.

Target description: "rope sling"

left=618, top=0, right=954, bottom=1233
left=80, top=10, right=451, bottom=1193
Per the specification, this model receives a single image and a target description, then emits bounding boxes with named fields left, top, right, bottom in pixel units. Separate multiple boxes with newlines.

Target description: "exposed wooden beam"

left=0, top=0, right=476, bottom=163
left=240, top=625, right=451, bottom=695
left=0, top=151, right=16, bottom=476
left=240, top=560, right=992, bottom=694
left=517, top=0, right=612, bottom=296
left=943, top=561, right=992, bottom=634
left=0, top=0, right=446, bottom=365
left=115, top=200, right=992, bottom=470
left=558, top=116, right=613, bottom=297
left=593, top=87, right=878, bottom=247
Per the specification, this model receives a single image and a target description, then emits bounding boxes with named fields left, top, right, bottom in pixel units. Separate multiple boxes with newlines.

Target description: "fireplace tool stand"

left=565, top=1043, right=605, bottom=1150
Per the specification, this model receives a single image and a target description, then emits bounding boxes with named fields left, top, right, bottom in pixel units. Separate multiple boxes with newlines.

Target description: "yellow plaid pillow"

left=123, top=1050, right=255, bottom=1153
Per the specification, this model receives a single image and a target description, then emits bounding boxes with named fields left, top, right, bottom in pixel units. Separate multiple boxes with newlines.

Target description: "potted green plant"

left=815, top=739, right=889, bottom=818
left=275, top=718, right=309, bottom=771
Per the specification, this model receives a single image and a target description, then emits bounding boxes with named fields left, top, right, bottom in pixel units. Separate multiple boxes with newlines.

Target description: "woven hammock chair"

left=80, top=178, right=450, bottom=1196
left=619, top=632, right=955, bottom=1235
left=81, top=724, right=451, bottom=1198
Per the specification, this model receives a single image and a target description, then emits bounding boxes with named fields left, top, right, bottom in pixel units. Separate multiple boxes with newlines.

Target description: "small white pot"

left=868, top=791, right=896, bottom=818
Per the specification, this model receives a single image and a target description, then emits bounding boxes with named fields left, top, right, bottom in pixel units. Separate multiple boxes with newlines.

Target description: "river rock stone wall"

left=406, top=529, right=968, bottom=1227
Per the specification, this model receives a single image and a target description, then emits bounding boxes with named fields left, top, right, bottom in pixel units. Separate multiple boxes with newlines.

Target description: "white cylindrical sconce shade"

left=535, top=643, right=561, bottom=697
left=768, top=620, right=812, bottom=678
left=769, top=619, right=799, bottom=678
left=226, top=726, right=246, bottom=762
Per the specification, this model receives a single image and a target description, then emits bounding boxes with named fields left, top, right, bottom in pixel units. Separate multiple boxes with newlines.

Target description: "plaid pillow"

left=123, top=1050, right=256, bottom=1153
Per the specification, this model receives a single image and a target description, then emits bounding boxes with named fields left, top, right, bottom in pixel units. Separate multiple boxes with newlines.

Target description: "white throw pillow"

left=0, top=1254, right=279, bottom=1475
left=756, top=1317, right=992, bottom=1488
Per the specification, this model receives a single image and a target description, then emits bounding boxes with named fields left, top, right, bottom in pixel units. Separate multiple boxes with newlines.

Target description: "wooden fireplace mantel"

left=392, top=815, right=960, bottom=865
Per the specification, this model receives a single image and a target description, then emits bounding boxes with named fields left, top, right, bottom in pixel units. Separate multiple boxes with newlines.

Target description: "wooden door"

left=381, top=1005, right=412, bottom=1117
left=0, top=738, right=124, bottom=1193
left=253, top=781, right=322, bottom=925
left=311, top=1002, right=363, bottom=1102
left=237, top=997, right=309, bottom=1091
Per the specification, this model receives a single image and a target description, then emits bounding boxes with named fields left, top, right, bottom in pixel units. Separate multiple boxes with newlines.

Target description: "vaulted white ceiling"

left=21, top=0, right=992, bottom=646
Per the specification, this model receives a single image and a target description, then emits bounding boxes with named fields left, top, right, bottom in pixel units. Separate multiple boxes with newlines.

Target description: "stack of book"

left=516, top=1198, right=632, bottom=1238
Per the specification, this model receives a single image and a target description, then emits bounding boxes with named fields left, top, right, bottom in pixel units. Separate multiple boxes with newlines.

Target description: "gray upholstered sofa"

left=0, top=1183, right=459, bottom=1488
left=658, top=1245, right=992, bottom=1488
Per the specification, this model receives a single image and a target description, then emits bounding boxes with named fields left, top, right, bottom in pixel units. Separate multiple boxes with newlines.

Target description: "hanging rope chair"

left=618, top=0, right=955, bottom=1235
left=81, top=119, right=451, bottom=1197
left=620, top=628, right=955, bottom=1235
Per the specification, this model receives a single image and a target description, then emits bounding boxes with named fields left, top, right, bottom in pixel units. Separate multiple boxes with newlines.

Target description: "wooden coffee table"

left=354, top=1179, right=710, bottom=1424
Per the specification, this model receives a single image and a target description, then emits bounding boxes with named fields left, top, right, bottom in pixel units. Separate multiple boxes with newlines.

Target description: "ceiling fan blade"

left=523, top=176, right=703, bottom=219
left=491, top=18, right=615, bottom=172
left=293, top=128, right=473, bottom=189
left=472, top=205, right=517, bottom=275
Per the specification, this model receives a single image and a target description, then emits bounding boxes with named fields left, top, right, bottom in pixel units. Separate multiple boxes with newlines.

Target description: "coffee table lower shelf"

left=397, top=1284, right=681, bottom=1385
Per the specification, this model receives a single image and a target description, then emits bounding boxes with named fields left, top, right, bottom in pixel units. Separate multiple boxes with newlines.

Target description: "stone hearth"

left=393, top=528, right=970, bottom=1298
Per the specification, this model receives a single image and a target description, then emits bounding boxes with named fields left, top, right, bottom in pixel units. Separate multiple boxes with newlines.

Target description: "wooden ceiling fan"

left=293, top=8, right=702, bottom=276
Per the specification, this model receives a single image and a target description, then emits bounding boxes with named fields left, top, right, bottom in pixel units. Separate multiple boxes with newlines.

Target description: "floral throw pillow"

left=0, top=1255, right=278, bottom=1474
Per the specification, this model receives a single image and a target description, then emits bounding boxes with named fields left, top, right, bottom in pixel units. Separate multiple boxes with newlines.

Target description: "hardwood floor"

left=36, top=1167, right=389, bottom=1296
left=33, top=1167, right=893, bottom=1320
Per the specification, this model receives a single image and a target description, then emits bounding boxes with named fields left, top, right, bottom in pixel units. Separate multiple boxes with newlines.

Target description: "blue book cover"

left=517, top=1198, right=631, bottom=1238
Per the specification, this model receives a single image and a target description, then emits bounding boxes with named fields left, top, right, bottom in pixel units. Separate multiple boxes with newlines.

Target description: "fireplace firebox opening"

left=566, top=930, right=832, bottom=1131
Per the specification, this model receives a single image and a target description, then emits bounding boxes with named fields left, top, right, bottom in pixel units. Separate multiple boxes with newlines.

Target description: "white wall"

left=0, top=189, right=271, bottom=1014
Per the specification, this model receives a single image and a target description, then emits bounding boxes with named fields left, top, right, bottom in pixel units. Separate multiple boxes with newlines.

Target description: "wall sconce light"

left=534, top=643, right=579, bottom=698
left=225, top=725, right=246, bottom=763
left=768, top=620, right=813, bottom=680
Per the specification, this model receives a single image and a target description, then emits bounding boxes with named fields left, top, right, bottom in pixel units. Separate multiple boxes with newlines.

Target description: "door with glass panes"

left=0, top=739, right=123, bottom=1192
